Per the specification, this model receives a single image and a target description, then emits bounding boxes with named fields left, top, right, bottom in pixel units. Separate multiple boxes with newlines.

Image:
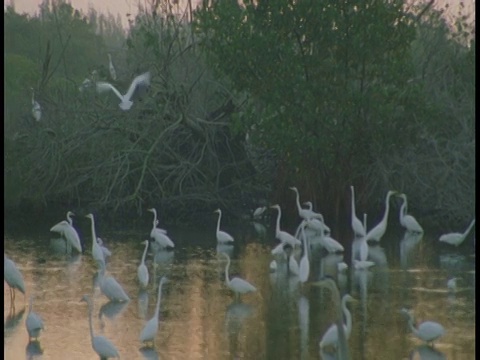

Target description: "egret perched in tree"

left=138, top=240, right=149, bottom=288
left=147, top=209, right=174, bottom=248
left=96, top=71, right=150, bottom=111
left=26, top=296, right=44, bottom=342
left=107, top=53, right=117, bottom=81
left=50, top=211, right=82, bottom=254
left=364, top=190, right=397, bottom=242
left=96, top=238, right=112, bottom=259
left=290, top=187, right=323, bottom=221
left=400, top=308, right=445, bottom=345
left=139, top=277, right=168, bottom=347
left=398, top=194, right=423, bottom=233
left=214, top=209, right=234, bottom=243
left=439, top=219, right=475, bottom=246
left=220, top=253, right=257, bottom=299
left=85, top=214, right=105, bottom=269
left=31, top=88, right=41, bottom=121
left=97, top=268, right=130, bottom=303
left=270, top=204, right=301, bottom=247
left=350, top=186, right=366, bottom=237
left=320, top=294, right=356, bottom=350
left=81, top=295, right=120, bottom=359
left=4, top=255, right=26, bottom=303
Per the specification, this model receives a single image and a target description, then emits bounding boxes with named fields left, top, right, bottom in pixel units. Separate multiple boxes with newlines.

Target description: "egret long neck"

left=216, top=211, right=222, bottom=234
left=382, top=193, right=393, bottom=226
left=89, top=217, right=97, bottom=252
left=224, top=255, right=231, bottom=286
left=141, top=242, right=149, bottom=264
left=463, top=219, right=476, bottom=237
left=154, top=280, right=164, bottom=318
left=351, top=187, right=356, bottom=220
left=294, top=190, right=302, bottom=213
left=399, top=200, right=406, bottom=224
left=152, top=210, right=157, bottom=228
left=275, top=208, right=282, bottom=237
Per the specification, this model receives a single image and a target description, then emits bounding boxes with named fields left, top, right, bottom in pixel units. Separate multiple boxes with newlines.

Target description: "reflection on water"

left=4, top=223, right=476, bottom=359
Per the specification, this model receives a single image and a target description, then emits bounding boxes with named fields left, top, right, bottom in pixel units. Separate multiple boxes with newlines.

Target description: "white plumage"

left=350, top=186, right=366, bottom=237
left=147, top=208, right=174, bottom=249
left=138, top=240, right=149, bottom=288
left=290, top=187, right=323, bottom=221
left=139, top=277, right=168, bottom=346
left=289, top=253, right=300, bottom=276
left=298, top=225, right=310, bottom=283
left=439, top=219, right=475, bottom=246
left=270, top=204, right=301, bottom=247
left=398, top=193, right=423, bottom=233
left=319, top=294, right=355, bottom=349
left=400, top=308, right=445, bottom=345
left=4, top=255, right=26, bottom=302
left=85, top=214, right=105, bottom=269
left=320, top=235, right=345, bottom=253
left=50, top=211, right=82, bottom=254
left=221, top=253, right=256, bottom=298
left=364, top=190, right=397, bottom=242
left=31, top=88, right=41, bottom=121
left=98, top=268, right=130, bottom=302
left=96, top=238, right=112, bottom=259
left=81, top=295, right=120, bottom=359
left=26, top=296, right=44, bottom=341
left=214, top=208, right=234, bottom=243
left=96, top=71, right=150, bottom=111
left=253, top=206, right=267, bottom=219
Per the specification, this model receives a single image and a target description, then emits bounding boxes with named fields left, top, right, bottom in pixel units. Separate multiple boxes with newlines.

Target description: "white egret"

left=363, top=213, right=367, bottom=232
left=299, top=224, right=310, bottom=283
left=320, top=294, right=356, bottom=350
left=4, top=255, right=26, bottom=303
left=321, top=235, right=345, bottom=253
left=147, top=208, right=168, bottom=236
left=364, top=190, right=397, bottom=242
left=270, top=204, right=301, bottom=247
left=214, top=209, right=234, bottom=243
left=149, top=218, right=174, bottom=249
left=26, top=296, right=44, bottom=341
left=220, top=253, right=257, bottom=299
left=97, top=268, right=130, bottom=302
left=313, top=277, right=350, bottom=360
left=337, top=262, right=348, bottom=272
left=398, top=194, right=423, bottom=233
left=107, top=53, right=117, bottom=81
left=271, top=242, right=286, bottom=257
left=81, top=295, right=120, bottom=359
left=350, top=186, right=366, bottom=237
left=290, top=187, right=322, bottom=221
left=269, top=260, right=278, bottom=272
left=50, top=211, right=82, bottom=254
left=253, top=206, right=267, bottom=219
left=97, top=238, right=112, bottom=259
left=303, top=201, right=331, bottom=234
left=439, top=219, right=475, bottom=246
left=138, top=240, right=149, bottom=288
left=85, top=214, right=105, bottom=269
left=96, top=71, right=150, bottom=111
left=139, top=277, right=168, bottom=346
left=353, top=259, right=375, bottom=270
left=289, top=253, right=300, bottom=276
left=400, top=308, right=445, bottom=345
left=31, top=88, right=41, bottom=121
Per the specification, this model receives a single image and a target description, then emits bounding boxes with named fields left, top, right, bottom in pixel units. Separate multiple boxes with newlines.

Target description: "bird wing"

left=124, top=72, right=151, bottom=101
left=96, top=81, right=124, bottom=101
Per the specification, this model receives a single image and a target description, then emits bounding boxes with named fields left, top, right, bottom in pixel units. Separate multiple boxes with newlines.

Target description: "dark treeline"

left=4, top=0, right=475, bottom=230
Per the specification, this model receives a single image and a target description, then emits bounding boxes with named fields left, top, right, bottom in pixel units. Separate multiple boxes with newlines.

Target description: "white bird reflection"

left=138, top=289, right=149, bottom=319
left=409, top=344, right=446, bottom=360
left=99, top=300, right=129, bottom=321
left=225, top=301, right=254, bottom=336
left=139, top=346, right=160, bottom=360
left=216, top=243, right=234, bottom=257
left=26, top=339, right=43, bottom=359
left=252, top=221, right=267, bottom=236
left=298, top=296, right=310, bottom=360
left=400, top=231, right=422, bottom=269
left=4, top=306, right=26, bottom=338
left=153, top=249, right=175, bottom=269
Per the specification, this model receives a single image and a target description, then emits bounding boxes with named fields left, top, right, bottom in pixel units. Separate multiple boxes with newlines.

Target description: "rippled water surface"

left=4, top=218, right=476, bottom=359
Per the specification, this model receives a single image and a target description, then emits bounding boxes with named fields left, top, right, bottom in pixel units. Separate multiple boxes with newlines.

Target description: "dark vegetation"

left=4, top=0, right=475, bottom=230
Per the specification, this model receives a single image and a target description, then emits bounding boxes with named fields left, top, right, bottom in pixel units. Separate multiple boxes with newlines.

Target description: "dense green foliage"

left=4, top=0, right=475, bottom=228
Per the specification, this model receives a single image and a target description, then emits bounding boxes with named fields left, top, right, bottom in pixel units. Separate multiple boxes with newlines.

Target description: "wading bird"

left=290, top=187, right=323, bottom=221
left=271, top=204, right=301, bottom=247
left=320, top=294, right=356, bottom=350
left=138, top=240, right=149, bottom=288
left=26, top=296, right=44, bottom=342
left=299, top=225, right=310, bottom=283
left=400, top=308, right=445, bottom=345
left=220, top=253, right=256, bottom=299
left=147, top=209, right=174, bottom=249
left=81, top=295, right=120, bottom=359
left=4, top=255, right=26, bottom=304
left=96, top=71, right=150, bottom=111
left=85, top=214, right=105, bottom=269
left=398, top=194, right=423, bottom=234
left=96, top=238, right=112, bottom=260
left=50, top=211, right=82, bottom=254
left=439, top=219, right=475, bottom=247
left=139, top=277, right=168, bottom=347
left=364, top=190, right=397, bottom=242
left=350, top=186, right=366, bottom=237
left=214, top=209, right=234, bottom=243
left=97, top=268, right=130, bottom=303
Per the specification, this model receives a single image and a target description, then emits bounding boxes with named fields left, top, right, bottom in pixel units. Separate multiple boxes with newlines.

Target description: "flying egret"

left=26, top=296, right=44, bottom=342
left=364, top=190, right=397, bottom=242
left=98, top=268, right=130, bottom=302
left=31, top=88, right=41, bottom=121
left=299, top=224, right=310, bottom=283
left=290, top=187, right=323, bottom=221
left=81, top=295, right=120, bottom=359
left=107, top=53, right=117, bottom=81
left=313, top=277, right=350, bottom=360
left=96, top=71, right=150, bottom=111
left=96, top=238, right=112, bottom=259
left=350, top=186, right=366, bottom=237
left=270, top=204, right=301, bottom=247
left=253, top=206, right=267, bottom=219
left=320, top=294, right=356, bottom=350
left=85, top=214, right=105, bottom=269
left=214, top=209, right=234, bottom=243
left=139, top=277, right=168, bottom=347
left=138, top=240, right=149, bottom=288
left=439, top=219, right=475, bottom=246
left=398, top=194, right=423, bottom=233
left=400, top=308, right=445, bottom=345
left=220, top=253, right=257, bottom=299
left=4, top=255, right=26, bottom=303
left=50, top=211, right=82, bottom=254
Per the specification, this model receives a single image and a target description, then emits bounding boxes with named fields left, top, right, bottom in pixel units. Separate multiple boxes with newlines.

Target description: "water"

left=4, top=219, right=476, bottom=359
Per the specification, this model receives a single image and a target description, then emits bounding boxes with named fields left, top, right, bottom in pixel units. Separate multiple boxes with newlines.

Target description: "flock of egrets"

left=30, top=53, right=151, bottom=122
left=4, top=185, right=475, bottom=359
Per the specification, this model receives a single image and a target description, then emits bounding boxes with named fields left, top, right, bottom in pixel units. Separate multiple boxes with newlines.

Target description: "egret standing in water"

left=319, top=294, right=356, bottom=350
left=139, top=277, right=168, bottom=347
left=220, top=253, right=256, bottom=299
left=214, top=209, right=234, bottom=243
left=290, top=186, right=323, bottom=221
left=364, top=190, right=397, bottom=242
left=138, top=240, right=150, bottom=288
left=50, top=211, right=82, bottom=254
left=350, top=186, right=366, bottom=238
left=85, top=214, right=105, bottom=269
left=81, top=295, right=120, bottom=359
left=31, top=87, right=41, bottom=121
left=400, top=308, right=445, bottom=345
left=398, top=193, right=423, bottom=234
left=96, top=238, right=112, bottom=260
left=147, top=208, right=174, bottom=249
left=270, top=204, right=301, bottom=247
left=439, top=219, right=475, bottom=246
left=96, top=71, right=150, bottom=111
left=4, top=254, right=26, bottom=303
left=26, top=296, right=44, bottom=342
left=97, top=268, right=130, bottom=303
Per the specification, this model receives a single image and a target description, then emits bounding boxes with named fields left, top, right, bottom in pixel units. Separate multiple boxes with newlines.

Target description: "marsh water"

left=4, top=216, right=476, bottom=360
